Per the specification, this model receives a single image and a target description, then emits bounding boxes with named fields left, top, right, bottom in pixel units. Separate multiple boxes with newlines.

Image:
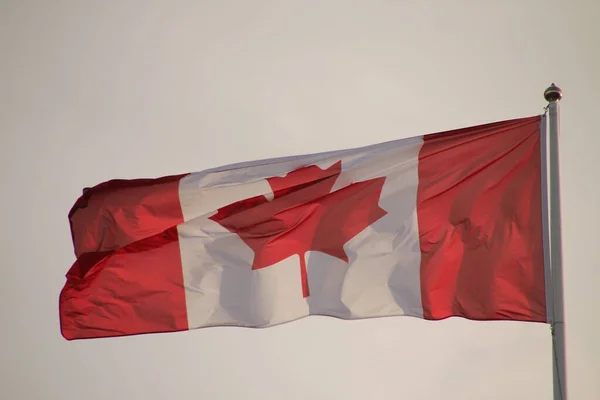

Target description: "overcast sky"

left=2, top=1, right=599, bottom=399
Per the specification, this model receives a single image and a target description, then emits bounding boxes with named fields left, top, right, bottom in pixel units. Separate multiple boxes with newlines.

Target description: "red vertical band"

left=417, top=116, right=546, bottom=322
left=60, top=175, right=189, bottom=340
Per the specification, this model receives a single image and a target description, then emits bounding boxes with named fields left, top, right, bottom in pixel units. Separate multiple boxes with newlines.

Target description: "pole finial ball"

left=544, top=83, right=563, bottom=102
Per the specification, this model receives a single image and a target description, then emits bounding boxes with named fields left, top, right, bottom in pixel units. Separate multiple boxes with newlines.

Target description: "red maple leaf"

left=209, top=161, right=387, bottom=298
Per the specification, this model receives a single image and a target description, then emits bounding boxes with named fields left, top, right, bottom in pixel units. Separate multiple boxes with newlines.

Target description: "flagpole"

left=544, top=83, right=566, bottom=400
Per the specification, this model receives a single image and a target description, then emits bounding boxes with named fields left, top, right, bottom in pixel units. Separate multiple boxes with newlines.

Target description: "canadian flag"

left=60, top=116, right=546, bottom=340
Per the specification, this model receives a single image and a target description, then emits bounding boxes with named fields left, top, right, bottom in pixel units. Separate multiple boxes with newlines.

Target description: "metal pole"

left=544, top=83, right=566, bottom=400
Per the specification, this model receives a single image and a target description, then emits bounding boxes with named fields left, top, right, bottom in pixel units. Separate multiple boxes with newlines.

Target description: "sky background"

left=1, top=1, right=599, bottom=399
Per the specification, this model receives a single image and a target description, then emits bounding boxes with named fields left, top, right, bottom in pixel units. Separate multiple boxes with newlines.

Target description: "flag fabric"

left=60, top=115, right=547, bottom=340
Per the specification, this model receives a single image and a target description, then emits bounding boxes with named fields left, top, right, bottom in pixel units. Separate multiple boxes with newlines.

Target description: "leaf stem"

left=300, top=253, right=310, bottom=298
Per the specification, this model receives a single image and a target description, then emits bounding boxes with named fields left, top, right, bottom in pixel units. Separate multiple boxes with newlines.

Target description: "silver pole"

left=544, top=83, right=566, bottom=400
